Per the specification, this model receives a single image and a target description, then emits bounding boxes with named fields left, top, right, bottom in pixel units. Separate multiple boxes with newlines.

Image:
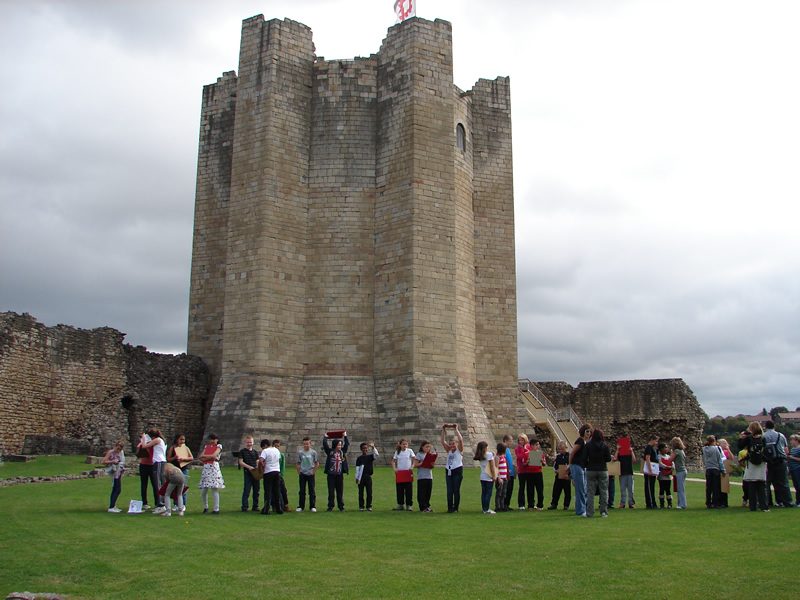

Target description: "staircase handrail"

left=519, top=379, right=582, bottom=431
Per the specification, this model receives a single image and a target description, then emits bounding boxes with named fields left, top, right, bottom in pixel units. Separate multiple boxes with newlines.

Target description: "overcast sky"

left=1, top=0, right=798, bottom=418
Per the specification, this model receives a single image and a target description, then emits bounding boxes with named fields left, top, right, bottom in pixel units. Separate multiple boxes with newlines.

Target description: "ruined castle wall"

left=0, top=312, right=209, bottom=456
left=536, top=379, right=707, bottom=463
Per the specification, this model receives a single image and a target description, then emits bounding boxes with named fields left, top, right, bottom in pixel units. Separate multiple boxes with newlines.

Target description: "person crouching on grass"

left=160, top=462, right=186, bottom=517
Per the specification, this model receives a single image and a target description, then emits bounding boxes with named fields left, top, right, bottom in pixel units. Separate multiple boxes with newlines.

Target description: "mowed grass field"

left=1, top=457, right=796, bottom=599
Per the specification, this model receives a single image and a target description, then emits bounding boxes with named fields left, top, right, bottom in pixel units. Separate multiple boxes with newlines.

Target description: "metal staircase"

left=518, top=379, right=582, bottom=448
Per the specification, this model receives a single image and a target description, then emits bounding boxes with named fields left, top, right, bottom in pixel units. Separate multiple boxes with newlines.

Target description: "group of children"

left=111, top=426, right=800, bottom=517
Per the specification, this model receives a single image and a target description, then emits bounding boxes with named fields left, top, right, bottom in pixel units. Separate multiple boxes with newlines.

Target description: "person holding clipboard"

left=416, top=441, right=438, bottom=512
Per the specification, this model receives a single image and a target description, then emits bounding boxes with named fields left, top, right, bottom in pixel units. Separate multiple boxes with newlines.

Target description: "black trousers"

left=298, top=473, right=316, bottom=509
left=417, top=478, right=432, bottom=510
left=551, top=476, right=571, bottom=508
left=644, top=474, right=657, bottom=508
left=242, top=470, right=260, bottom=510
left=530, top=472, right=544, bottom=508
left=261, top=471, right=283, bottom=514
left=746, top=480, right=768, bottom=511
left=327, top=473, right=344, bottom=509
left=358, top=475, right=373, bottom=509
left=396, top=481, right=413, bottom=506
left=505, top=474, right=515, bottom=507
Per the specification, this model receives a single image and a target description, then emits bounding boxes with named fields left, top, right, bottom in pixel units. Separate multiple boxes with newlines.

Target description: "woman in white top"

left=474, top=441, right=497, bottom=514
left=140, top=429, right=167, bottom=512
left=441, top=424, right=464, bottom=513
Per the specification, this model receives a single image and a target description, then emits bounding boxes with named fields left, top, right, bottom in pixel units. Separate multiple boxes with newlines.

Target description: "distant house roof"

left=778, top=412, right=800, bottom=420
left=745, top=415, right=771, bottom=423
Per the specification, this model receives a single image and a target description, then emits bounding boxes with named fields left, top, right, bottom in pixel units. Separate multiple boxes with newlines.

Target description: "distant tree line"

left=704, top=406, right=798, bottom=443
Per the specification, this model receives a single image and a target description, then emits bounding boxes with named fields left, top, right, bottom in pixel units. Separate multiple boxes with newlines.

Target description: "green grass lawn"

left=1, top=461, right=795, bottom=599
left=0, top=455, right=100, bottom=479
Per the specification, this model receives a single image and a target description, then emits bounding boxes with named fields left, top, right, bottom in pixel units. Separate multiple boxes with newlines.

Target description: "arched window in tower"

left=456, top=123, right=466, bottom=152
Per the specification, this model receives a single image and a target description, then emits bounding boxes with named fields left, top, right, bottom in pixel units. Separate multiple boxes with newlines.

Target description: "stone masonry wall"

left=536, top=379, right=707, bottom=464
left=0, top=312, right=209, bottom=455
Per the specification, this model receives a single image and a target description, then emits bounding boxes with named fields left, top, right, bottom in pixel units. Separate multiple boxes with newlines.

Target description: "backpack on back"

left=748, top=437, right=765, bottom=465
left=762, top=435, right=781, bottom=464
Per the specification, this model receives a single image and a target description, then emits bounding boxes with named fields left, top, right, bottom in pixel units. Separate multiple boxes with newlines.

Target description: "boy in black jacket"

left=355, top=441, right=380, bottom=511
left=548, top=440, right=571, bottom=510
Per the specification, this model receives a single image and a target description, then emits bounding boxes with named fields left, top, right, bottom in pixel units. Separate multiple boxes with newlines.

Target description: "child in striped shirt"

left=494, top=443, right=509, bottom=512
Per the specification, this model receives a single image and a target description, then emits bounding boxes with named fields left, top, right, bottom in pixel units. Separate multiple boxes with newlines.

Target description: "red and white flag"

left=395, top=0, right=416, bottom=23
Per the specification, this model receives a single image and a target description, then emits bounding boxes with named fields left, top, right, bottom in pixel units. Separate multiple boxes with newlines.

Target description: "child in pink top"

left=514, top=434, right=532, bottom=510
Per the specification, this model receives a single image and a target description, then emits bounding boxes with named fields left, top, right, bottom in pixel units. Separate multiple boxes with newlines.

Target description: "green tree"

left=769, top=406, right=789, bottom=420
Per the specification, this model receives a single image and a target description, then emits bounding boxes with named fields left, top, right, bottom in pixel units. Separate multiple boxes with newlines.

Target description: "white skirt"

left=198, top=462, right=226, bottom=489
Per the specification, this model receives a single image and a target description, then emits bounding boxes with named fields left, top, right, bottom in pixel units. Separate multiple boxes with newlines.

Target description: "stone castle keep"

left=188, top=15, right=525, bottom=458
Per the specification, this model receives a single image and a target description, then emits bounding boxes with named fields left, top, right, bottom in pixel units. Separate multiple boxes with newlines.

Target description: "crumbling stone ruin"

left=0, top=312, right=210, bottom=455
left=535, top=379, right=707, bottom=463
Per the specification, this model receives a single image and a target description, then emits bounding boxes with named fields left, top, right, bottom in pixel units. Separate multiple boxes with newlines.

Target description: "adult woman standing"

left=738, top=423, right=769, bottom=512
left=584, top=428, right=612, bottom=518
left=140, top=429, right=168, bottom=514
left=670, top=437, right=688, bottom=509
left=702, top=435, right=724, bottom=509
left=569, top=424, right=592, bottom=517
left=514, top=434, right=532, bottom=510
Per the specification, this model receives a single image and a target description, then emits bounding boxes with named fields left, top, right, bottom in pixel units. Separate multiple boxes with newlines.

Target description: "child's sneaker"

left=311, top=508, right=317, bottom=513
left=393, top=505, right=404, bottom=511
left=177, top=510, right=184, bottom=516
left=107, top=507, right=121, bottom=513
left=142, top=505, right=151, bottom=511
left=162, top=511, right=171, bottom=517
left=628, top=504, right=635, bottom=509
left=618, top=504, right=625, bottom=509
left=547, top=505, right=557, bottom=510
left=406, top=506, right=413, bottom=511
left=483, top=509, right=496, bottom=514
left=295, top=507, right=303, bottom=512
